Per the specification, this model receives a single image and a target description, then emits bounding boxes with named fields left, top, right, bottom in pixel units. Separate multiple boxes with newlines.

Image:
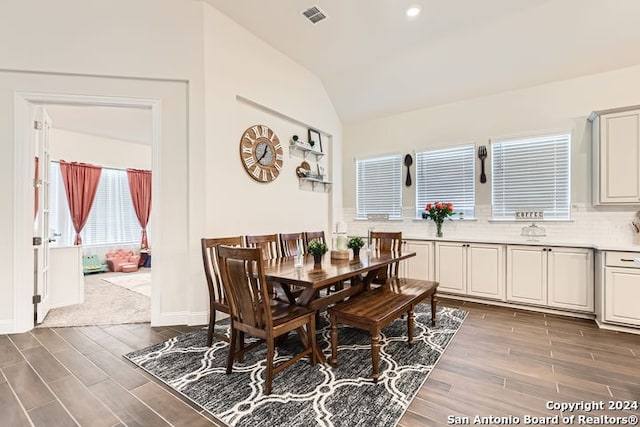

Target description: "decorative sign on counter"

left=515, top=211, right=544, bottom=220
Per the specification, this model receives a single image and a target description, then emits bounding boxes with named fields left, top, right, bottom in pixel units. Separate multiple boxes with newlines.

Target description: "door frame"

left=14, top=92, right=161, bottom=332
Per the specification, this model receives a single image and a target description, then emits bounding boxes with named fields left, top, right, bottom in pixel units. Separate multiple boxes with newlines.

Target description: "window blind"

left=415, top=145, right=475, bottom=218
left=356, top=154, right=403, bottom=220
left=491, top=133, right=570, bottom=220
left=49, top=163, right=141, bottom=246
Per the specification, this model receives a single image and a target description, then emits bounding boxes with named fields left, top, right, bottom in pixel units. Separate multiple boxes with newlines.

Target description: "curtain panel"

left=127, top=168, right=152, bottom=248
left=59, top=161, right=102, bottom=245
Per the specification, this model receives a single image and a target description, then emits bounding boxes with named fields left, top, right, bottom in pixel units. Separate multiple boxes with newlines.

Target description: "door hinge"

left=33, top=178, right=42, bottom=188
left=34, top=120, right=43, bottom=130
left=33, top=237, right=42, bottom=246
left=32, top=294, right=42, bottom=304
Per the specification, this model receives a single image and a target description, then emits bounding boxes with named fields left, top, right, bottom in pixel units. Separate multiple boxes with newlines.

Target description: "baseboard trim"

left=153, top=310, right=213, bottom=327
left=438, top=293, right=596, bottom=320
left=594, top=319, right=640, bottom=335
left=0, top=319, right=16, bottom=334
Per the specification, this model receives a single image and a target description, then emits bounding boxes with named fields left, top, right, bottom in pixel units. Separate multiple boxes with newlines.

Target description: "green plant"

left=421, top=202, right=460, bottom=224
left=347, top=236, right=364, bottom=249
left=307, top=239, right=328, bottom=256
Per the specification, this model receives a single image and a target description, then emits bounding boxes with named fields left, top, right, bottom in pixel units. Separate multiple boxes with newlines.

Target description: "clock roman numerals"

left=244, top=156, right=256, bottom=167
left=239, top=124, right=284, bottom=183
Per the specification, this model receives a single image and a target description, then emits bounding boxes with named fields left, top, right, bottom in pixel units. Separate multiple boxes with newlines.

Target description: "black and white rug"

left=124, top=305, right=467, bottom=427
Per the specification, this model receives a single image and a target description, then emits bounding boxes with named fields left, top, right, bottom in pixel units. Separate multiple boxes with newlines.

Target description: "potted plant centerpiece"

left=347, top=236, right=365, bottom=258
left=307, top=239, right=328, bottom=266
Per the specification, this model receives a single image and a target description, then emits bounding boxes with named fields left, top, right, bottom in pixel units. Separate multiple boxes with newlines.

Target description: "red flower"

left=425, top=203, right=432, bottom=210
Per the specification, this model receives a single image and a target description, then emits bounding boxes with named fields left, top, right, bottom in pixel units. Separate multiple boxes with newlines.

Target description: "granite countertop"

left=402, top=236, right=640, bottom=252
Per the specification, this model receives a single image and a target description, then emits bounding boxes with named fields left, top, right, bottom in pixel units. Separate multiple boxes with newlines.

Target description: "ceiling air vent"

left=302, top=6, right=326, bottom=24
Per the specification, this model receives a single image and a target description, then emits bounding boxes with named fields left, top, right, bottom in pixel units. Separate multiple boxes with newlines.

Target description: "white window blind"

left=49, top=163, right=141, bottom=246
left=356, top=154, right=403, bottom=220
left=491, top=132, right=571, bottom=220
left=415, top=145, right=475, bottom=218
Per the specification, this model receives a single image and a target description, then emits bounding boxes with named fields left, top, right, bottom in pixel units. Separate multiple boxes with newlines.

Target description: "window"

left=491, top=132, right=570, bottom=220
left=49, top=162, right=141, bottom=246
left=415, top=145, right=475, bottom=218
left=356, top=154, right=402, bottom=220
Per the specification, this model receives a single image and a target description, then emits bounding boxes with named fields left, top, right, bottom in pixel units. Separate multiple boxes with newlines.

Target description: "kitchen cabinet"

left=602, top=251, right=640, bottom=326
left=507, top=245, right=594, bottom=312
left=435, top=242, right=504, bottom=300
left=589, top=106, right=640, bottom=205
left=401, top=240, right=433, bottom=280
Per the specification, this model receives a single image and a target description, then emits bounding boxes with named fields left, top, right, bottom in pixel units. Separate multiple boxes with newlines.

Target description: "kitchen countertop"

left=402, top=236, right=640, bottom=252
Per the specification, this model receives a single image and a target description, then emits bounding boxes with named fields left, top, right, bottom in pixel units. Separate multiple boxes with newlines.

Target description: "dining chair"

left=217, top=245, right=317, bottom=395
left=280, top=232, right=305, bottom=257
left=247, top=233, right=297, bottom=303
left=304, top=231, right=326, bottom=250
left=200, top=236, right=244, bottom=347
left=245, top=234, right=280, bottom=260
left=370, top=231, right=403, bottom=285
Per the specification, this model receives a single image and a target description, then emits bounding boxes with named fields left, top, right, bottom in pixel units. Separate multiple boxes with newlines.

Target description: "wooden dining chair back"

left=217, top=245, right=317, bottom=395
left=370, top=231, right=403, bottom=284
left=280, top=232, right=305, bottom=257
left=245, top=234, right=280, bottom=260
left=304, top=231, right=326, bottom=251
left=201, top=236, right=244, bottom=346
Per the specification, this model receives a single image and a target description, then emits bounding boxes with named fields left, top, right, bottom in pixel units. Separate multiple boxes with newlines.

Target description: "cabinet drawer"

left=605, top=251, right=640, bottom=268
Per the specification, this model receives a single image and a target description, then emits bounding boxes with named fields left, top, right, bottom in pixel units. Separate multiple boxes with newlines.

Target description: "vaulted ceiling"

left=206, top=0, right=640, bottom=122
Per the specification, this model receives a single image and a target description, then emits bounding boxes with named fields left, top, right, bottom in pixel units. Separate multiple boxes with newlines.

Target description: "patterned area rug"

left=125, top=305, right=467, bottom=427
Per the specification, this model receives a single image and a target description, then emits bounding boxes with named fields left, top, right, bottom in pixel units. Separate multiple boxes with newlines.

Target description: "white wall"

left=0, top=0, right=342, bottom=332
left=342, top=64, right=640, bottom=247
left=50, top=128, right=152, bottom=171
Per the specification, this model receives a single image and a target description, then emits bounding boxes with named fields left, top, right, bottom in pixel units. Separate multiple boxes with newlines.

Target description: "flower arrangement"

left=347, top=236, right=364, bottom=249
left=422, top=202, right=460, bottom=237
left=307, top=239, right=328, bottom=256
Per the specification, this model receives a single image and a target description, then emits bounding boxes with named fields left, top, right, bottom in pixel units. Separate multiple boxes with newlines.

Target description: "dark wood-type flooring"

left=1, top=299, right=638, bottom=426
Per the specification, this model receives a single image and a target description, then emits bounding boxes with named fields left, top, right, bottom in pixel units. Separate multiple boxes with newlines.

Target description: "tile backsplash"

left=338, top=204, right=640, bottom=249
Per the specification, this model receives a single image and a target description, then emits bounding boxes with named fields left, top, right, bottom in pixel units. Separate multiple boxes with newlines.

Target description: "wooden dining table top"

left=263, top=250, right=416, bottom=290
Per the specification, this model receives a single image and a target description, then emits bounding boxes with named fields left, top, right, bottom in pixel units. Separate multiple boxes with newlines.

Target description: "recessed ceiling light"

left=406, top=5, right=421, bottom=18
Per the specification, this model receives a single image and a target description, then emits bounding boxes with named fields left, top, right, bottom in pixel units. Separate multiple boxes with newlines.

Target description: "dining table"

left=263, top=249, right=416, bottom=362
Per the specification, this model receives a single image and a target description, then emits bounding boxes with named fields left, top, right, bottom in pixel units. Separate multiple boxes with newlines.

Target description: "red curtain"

left=34, top=156, right=39, bottom=220
left=127, top=168, right=152, bottom=248
left=59, top=161, right=102, bottom=245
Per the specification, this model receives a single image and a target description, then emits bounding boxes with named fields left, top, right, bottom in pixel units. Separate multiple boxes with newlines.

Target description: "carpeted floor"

left=125, top=304, right=467, bottom=427
left=101, top=271, right=152, bottom=297
left=38, top=269, right=151, bottom=328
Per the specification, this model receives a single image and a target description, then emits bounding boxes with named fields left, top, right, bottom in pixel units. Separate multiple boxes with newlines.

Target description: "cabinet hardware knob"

left=548, top=248, right=552, bottom=252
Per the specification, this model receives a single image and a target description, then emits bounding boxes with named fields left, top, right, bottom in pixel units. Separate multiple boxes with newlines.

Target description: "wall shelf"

left=289, top=142, right=325, bottom=161
left=298, top=176, right=332, bottom=192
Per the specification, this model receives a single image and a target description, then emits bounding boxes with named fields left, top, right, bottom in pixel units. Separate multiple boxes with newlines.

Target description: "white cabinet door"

left=507, top=245, right=546, bottom=305
left=435, top=242, right=466, bottom=294
left=605, top=267, right=640, bottom=326
left=467, top=243, right=505, bottom=300
left=593, top=108, right=640, bottom=204
left=402, top=241, right=433, bottom=280
left=547, top=247, right=594, bottom=312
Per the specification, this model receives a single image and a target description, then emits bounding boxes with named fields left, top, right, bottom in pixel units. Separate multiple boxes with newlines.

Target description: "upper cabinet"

left=590, top=106, right=640, bottom=205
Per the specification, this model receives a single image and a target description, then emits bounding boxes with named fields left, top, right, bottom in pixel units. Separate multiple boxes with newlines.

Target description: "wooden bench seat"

left=329, top=278, right=438, bottom=382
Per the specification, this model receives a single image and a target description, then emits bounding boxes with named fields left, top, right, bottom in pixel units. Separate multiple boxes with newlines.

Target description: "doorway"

left=15, top=92, right=160, bottom=330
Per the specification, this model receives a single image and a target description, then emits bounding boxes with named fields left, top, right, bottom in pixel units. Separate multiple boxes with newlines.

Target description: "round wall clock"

left=239, top=124, right=284, bottom=183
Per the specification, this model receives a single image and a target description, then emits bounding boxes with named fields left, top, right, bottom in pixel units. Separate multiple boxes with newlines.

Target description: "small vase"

left=436, top=221, right=443, bottom=238
left=352, top=247, right=360, bottom=258
left=313, top=253, right=323, bottom=266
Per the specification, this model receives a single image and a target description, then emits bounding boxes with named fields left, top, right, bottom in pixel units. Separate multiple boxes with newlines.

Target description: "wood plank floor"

left=1, top=299, right=638, bottom=426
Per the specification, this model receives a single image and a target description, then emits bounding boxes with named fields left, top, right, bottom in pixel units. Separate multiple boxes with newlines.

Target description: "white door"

left=435, top=242, right=466, bottom=294
left=506, top=245, right=546, bottom=305
left=547, top=247, right=594, bottom=312
left=467, top=243, right=505, bottom=300
left=33, top=106, right=53, bottom=324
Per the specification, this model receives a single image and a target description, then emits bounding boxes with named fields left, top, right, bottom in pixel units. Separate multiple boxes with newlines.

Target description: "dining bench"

left=328, top=278, right=438, bottom=382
